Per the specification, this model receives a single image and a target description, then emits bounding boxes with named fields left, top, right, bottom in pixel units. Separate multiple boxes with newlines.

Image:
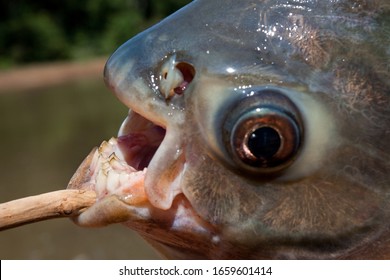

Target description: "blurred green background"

left=0, top=0, right=191, bottom=259
left=0, top=0, right=191, bottom=68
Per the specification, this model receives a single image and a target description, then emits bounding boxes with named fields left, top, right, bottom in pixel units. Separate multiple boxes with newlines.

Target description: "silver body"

left=73, top=0, right=390, bottom=259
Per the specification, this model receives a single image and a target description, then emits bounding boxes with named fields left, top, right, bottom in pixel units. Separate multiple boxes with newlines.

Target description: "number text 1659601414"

left=212, top=266, right=272, bottom=276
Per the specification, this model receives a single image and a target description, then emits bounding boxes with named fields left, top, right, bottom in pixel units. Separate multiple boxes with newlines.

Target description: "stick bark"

left=0, top=189, right=96, bottom=231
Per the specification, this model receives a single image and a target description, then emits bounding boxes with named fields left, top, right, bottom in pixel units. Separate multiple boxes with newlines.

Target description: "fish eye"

left=222, top=89, right=303, bottom=174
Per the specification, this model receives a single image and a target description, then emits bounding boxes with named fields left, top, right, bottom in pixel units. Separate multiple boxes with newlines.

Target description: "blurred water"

left=0, top=76, right=159, bottom=259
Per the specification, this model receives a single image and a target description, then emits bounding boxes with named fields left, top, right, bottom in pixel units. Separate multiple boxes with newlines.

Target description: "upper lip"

left=96, top=49, right=194, bottom=210
left=102, top=53, right=195, bottom=210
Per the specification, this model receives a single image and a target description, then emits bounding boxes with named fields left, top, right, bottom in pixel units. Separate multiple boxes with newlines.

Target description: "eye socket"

left=222, top=89, right=303, bottom=174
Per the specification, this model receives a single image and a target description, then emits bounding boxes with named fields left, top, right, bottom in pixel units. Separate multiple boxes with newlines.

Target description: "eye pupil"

left=247, top=127, right=281, bottom=159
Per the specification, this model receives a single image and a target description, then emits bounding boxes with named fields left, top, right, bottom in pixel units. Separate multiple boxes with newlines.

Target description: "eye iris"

left=247, top=127, right=281, bottom=159
left=222, top=89, right=303, bottom=174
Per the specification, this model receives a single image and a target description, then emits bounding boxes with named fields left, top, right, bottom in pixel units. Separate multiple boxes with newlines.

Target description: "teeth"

left=95, top=168, right=108, bottom=197
left=91, top=138, right=147, bottom=204
left=120, top=170, right=147, bottom=205
left=86, top=110, right=185, bottom=209
left=107, top=170, right=120, bottom=193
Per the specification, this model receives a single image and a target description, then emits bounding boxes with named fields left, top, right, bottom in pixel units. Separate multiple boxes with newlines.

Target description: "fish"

left=68, top=0, right=390, bottom=259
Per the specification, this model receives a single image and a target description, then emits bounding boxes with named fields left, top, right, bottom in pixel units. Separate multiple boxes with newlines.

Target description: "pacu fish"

left=68, top=0, right=390, bottom=259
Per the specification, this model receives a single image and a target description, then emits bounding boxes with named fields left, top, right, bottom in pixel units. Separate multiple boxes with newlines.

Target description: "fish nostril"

left=159, top=55, right=195, bottom=99
left=173, top=62, right=195, bottom=95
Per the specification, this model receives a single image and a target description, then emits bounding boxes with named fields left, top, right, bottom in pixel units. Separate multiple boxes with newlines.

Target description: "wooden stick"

left=0, top=189, right=96, bottom=231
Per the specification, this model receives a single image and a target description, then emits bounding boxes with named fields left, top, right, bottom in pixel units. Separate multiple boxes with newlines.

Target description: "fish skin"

left=96, top=0, right=389, bottom=259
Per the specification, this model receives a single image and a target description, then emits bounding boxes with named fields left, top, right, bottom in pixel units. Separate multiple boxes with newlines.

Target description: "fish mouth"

left=67, top=105, right=209, bottom=231
left=69, top=109, right=186, bottom=208
left=67, top=107, right=218, bottom=253
left=97, top=110, right=168, bottom=206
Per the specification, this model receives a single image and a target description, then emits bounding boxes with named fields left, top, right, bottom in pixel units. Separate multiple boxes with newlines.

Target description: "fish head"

left=69, top=0, right=390, bottom=259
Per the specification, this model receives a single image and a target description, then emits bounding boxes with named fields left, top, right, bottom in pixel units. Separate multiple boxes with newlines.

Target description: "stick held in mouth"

left=0, top=189, right=96, bottom=231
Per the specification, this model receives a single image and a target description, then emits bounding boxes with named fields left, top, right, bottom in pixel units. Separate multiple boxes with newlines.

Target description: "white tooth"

left=109, top=152, right=137, bottom=173
left=108, top=137, right=118, bottom=146
left=88, top=147, right=101, bottom=178
left=108, top=153, right=122, bottom=169
left=116, top=172, right=135, bottom=197
left=107, top=170, right=120, bottom=193
left=98, top=140, right=110, bottom=154
left=113, top=144, right=127, bottom=163
left=91, top=153, right=106, bottom=180
left=95, top=168, right=108, bottom=197
left=102, top=160, right=112, bottom=176
left=118, top=172, right=129, bottom=187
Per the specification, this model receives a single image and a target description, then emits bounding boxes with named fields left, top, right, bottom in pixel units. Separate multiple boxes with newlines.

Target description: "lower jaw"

left=66, top=133, right=216, bottom=235
left=68, top=109, right=167, bottom=205
left=68, top=147, right=380, bottom=259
